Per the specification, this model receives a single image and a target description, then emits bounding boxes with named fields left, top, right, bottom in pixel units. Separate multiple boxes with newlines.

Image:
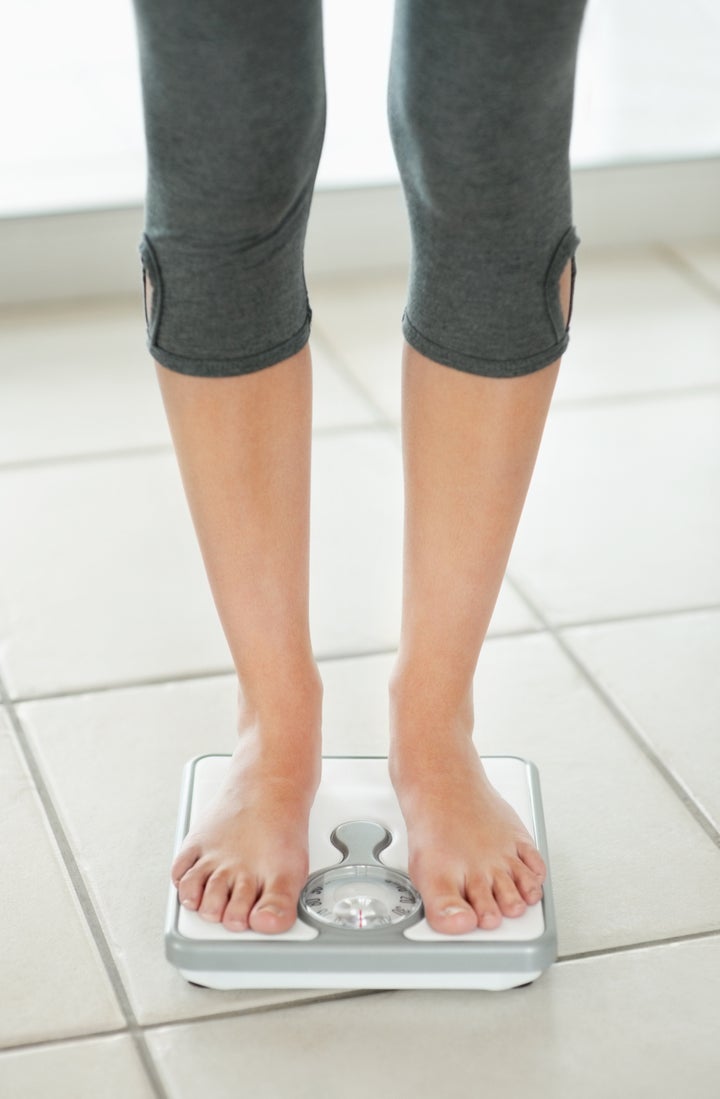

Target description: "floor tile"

left=310, top=429, right=403, bottom=656
left=309, top=430, right=539, bottom=657
left=145, top=937, right=720, bottom=1099
left=0, top=711, right=123, bottom=1048
left=0, top=433, right=380, bottom=699
left=319, top=598, right=537, bottom=758
left=0, top=452, right=229, bottom=698
left=17, top=683, right=333, bottom=1025
left=0, top=295, right=379, bottom=468
left=667, top=238, right=720, bottom=298
left=554, top=245, right=720, bottom=403
left=562, top=608, right=720, bottom=829
left=17, top=629, right=720, bottom=1022
left=322, top=632, right=720, bottom=955
left=0, top=427, right=534, bottom=699
left=507, top=391, right=720, bottom=623
left=6, top=243, right=719, bottom=1072
left=310, top=336, right=382, bottom=430
left=309, top=270, right=407, bottom=421
left=312, top=247, right=720, bottom=415
left=0, top=296, right=170, bottom=464
left=482, top=581, right=544, bottom=636
left=0, top=1034, right=155, bottom=1099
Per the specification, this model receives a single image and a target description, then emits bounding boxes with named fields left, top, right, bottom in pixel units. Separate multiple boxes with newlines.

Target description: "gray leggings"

left=132, top=0, right=588, bottom=379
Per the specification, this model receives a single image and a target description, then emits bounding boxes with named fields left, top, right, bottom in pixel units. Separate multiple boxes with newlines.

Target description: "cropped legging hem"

left=401, top=311, right=571, bottom=379
left=145, top=308, right=313, bottom=378
left=132, top=0, right=589, bottom=382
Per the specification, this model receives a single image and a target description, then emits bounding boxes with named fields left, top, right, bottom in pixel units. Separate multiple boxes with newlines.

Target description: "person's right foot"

left=171, top=678, right=322, bottom=934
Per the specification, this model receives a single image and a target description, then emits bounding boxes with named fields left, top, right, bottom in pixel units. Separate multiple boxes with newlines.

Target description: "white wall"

left=1, top=0, right=719, bottom=304
left=1, top=0, right=719, bottom=217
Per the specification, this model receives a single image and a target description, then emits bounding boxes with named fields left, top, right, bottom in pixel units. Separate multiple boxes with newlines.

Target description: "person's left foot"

left=389, top=687, right=546, bottom=935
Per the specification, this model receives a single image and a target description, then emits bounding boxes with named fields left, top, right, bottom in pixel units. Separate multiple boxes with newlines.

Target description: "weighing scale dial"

left=299, top=820, right=423, bottom=932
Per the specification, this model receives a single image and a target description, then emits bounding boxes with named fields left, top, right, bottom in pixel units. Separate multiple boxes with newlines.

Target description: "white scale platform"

left=165, top=755, right=557, bottom=991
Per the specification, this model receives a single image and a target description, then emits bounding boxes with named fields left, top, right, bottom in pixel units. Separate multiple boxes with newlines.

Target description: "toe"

left=176, top=860, right=211, bottom=911
left=222, top=875, right=258, bottom=932
left=171, top=840, right=201, bottom=888
left=492, top=871, right=526, bottom=918
left=249, top=877, right=301, bottom=934
left=517, top=840, right=546, bottom=881
left=197, top=868, right=231, bottom=922
left=466, top=877, right=502, bottom=930
left=513, top=859, right=544, bottom=906
left=417, top=872, right=478, bottom=934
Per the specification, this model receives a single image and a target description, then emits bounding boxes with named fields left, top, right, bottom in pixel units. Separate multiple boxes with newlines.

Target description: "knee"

left=148, top=98, right=326, bottom=252
left=399, top=225, right=581, bottom=380
left=387, top=0, right=585, bottom=377
left=387, top=0, right=587, bottom=219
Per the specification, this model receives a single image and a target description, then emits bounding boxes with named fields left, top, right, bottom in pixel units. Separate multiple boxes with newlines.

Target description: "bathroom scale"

left=165, top=754, right=557, bottom=991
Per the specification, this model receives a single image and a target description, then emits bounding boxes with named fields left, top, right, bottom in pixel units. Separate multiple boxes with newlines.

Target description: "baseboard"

left=1, top=158, right=718, bottom=307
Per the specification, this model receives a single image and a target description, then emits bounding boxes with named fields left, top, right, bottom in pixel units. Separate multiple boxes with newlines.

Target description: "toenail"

left=440, top=905, right=468, bottom=917
left=258, top=904, right=285, bottom=917
left=181, top=899, right=196, bottom=909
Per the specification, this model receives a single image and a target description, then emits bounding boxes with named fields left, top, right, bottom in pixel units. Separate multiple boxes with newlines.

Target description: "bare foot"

left=389, top=684, right=546, bottom=935
left=171, top=678, right=322, bottom=934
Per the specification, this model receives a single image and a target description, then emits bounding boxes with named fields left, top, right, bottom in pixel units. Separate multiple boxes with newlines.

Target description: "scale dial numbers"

left=301, top=865, right=422, bottom=930
left=299, top=821, right=423, bottom=932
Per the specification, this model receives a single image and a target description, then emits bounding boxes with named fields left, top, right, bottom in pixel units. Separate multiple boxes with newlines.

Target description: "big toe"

left=249, top=880, right=300, bottom=935
left=171, top=840, right=201, bottom=888
left=417, top=873, right=479, bottom=935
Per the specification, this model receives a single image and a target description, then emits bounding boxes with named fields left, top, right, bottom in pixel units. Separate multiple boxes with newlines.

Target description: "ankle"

left=237, top=658, right=323, bottom=733
left=389, top=660, right=475, bottom=733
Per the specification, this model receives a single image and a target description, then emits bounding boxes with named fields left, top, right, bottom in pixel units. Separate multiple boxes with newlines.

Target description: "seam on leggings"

left=401, top=311, right=571, bottom=379
left=147, top=308, right=313, bottom=378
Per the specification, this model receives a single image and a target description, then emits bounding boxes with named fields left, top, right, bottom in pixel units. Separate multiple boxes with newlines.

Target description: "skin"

left=167, top=259, right=572, bottom=934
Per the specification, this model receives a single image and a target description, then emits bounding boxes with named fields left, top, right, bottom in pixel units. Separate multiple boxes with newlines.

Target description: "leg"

left=158, top=350, right=323, bottom=935
left=389, top=340, right=564, bottom=935
left=131, top=0, right=326, bottom=933
left=387, top=0, right=586, bottom=932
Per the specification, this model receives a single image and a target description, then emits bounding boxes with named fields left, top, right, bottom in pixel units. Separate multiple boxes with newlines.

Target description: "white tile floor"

left=1, top=241, right=719, bottom=1097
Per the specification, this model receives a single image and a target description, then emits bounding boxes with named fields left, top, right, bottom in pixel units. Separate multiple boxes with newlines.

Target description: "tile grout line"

left=557, top=926, right=720, bottom=964
left=653, top=240, right=720, bottom=307
left=504, top=575, right=720, bottom=850
left=0, top=991, right=385, bottom=1058
left=537, top=601, right=720, bottom=631
left=0, top=672, right=170, bottom=1099
left=133, top=927, right=720, bottom=1023
left=0, top=1026, right=132, bottom=1060
left=6, top=602, right=720, bottom=707
left=1, top=255, right=716, bottom=1057
left=0, top=628, right=564, bottom=705
left=309, top=324, right=399, bottom=426
left=0, top=421, right=389, bottom=476
left=552, top=381, right=720, bottom=411
left=0, top=443, right=174, bottom=474
left=4, top=925, right=720, bottom=1056
left=3, top=631, right=541, bottom=705
left=3, top=383, right=719, bottom=477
